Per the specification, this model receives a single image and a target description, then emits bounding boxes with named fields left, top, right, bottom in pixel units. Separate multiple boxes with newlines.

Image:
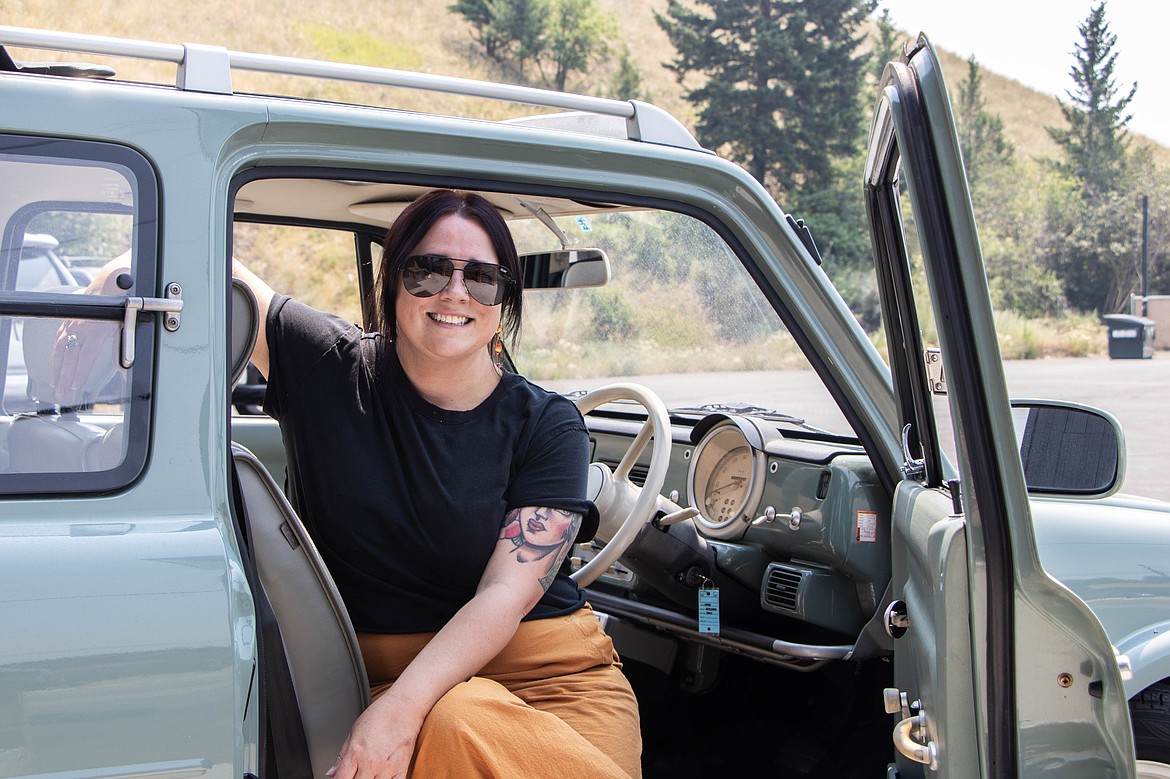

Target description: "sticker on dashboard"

left=855, top=510, right=877, bottom=542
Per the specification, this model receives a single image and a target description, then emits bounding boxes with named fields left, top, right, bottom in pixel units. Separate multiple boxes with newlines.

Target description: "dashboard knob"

left=751, top=506, right=803, bottom=530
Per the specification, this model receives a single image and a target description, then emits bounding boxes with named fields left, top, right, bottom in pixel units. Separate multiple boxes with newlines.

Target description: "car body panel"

left=1032, top=496, right=1170, bottom=697
left=0, top=517, right=246, bottom=775
left=1, top=72, right=263, bottom=776
left=0, top=24, right=1164, bottom=778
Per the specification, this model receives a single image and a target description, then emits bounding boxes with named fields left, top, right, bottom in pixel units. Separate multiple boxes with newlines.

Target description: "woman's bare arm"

left=328, top=506, right=583, bottom=779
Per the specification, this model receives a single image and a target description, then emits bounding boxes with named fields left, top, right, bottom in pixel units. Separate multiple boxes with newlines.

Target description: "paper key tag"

left=698, top=584, right=720, bottom=634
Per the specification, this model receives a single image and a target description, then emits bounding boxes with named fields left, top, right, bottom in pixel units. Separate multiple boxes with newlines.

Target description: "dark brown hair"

left=373, top=189, right=522, bottom=343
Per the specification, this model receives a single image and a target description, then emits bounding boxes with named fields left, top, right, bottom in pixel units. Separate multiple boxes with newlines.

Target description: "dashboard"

left=579, top=412, right=892, bottom=668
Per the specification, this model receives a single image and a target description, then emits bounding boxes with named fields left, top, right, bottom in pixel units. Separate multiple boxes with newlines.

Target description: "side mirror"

left=1010, top=399, right=1126, bottom=498
left=522, top=248, right=610, bottom=290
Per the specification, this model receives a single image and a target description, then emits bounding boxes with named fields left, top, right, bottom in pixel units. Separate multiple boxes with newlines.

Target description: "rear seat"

left=7, top=278, right=257, bottom=474
left=7, top=286, right=127, bottom=473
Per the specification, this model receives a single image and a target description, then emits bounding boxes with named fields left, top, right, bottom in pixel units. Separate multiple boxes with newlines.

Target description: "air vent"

left=762, top=564, right=803, bottom=613
left=760, top=562, right=867, bottom=635
left=598, top=459, right=648, bottom=487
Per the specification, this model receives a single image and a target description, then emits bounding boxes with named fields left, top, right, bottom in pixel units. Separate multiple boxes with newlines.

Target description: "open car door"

left=868, top=37, right=1137, bottom=777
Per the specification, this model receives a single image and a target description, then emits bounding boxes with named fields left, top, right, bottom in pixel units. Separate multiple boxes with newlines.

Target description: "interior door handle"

left=893, top=712, right=938, bottom=770
left=119, top=283, right=184, bottom=368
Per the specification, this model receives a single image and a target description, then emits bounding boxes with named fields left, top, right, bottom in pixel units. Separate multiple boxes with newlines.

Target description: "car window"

left=0, top=135, right=156, bottom=493
left=234, top=221, right=366, bottom=326
left=512, top=207, right=853, bottom=436
left=894, top=177, right=959, bottom=471
left=230, top=180, right=855, bottom=438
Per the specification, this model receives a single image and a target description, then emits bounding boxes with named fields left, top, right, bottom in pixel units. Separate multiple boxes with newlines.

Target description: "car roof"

left=0, top=25, right=702, bottom=152
left=2, top=26, right=713, bottom=230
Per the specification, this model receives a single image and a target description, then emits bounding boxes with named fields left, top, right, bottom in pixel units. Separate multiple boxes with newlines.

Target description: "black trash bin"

left=1101, top=314, right=1156, bottom=359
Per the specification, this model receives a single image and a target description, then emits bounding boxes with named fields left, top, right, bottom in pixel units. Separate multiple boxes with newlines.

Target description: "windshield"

left=509, top=208, right=853, bottom=437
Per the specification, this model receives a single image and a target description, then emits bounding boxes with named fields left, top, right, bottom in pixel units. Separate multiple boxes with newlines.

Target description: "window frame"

left=0, top=134, right=159, bottom=495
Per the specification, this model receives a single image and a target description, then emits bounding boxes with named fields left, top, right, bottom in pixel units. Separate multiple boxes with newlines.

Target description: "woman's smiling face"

left=393, top=214, right=502, bottom=368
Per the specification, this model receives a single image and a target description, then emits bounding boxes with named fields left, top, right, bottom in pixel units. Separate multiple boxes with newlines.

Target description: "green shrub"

left=587, top=288, right=635, bottom=341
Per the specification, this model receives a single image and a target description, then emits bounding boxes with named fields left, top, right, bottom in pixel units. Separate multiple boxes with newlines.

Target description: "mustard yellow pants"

left=358, top=603, right=642, bottom=779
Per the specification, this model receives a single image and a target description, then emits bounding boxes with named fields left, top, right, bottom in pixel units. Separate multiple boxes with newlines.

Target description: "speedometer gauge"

left=705, top=447, right=754, bottom=523
left=687, top=419, right=767, bottom=540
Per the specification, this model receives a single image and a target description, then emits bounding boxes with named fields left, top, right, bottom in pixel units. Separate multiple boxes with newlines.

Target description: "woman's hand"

left=327, top=504, right=578, bottom=778
left=327, top=691, right=425, bottom=779
left=47, top=317, right=119, bottom=404
left=46, top=256, right=130, bottom=405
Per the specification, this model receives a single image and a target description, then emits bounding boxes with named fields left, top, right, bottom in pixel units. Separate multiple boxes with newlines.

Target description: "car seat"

left=6, top=285, right=126, bottom=472
left=227, top=279, right=370, bottom=778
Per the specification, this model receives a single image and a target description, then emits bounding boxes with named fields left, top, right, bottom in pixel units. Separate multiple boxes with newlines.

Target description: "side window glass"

left=230, top=221, right=368, bottom=416
left=895, top=178, right=957, bottom=469
left=0, top=135, right=156, bottom=493
left=233, top=222, right=364, bottom=325
left=510, top=209, right=853, bottom=437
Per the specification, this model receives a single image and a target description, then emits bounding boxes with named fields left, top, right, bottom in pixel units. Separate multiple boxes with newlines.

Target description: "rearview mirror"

left=522, top=248, right=610, bottom=289
left=1010, top=399, right=1125, bottom=498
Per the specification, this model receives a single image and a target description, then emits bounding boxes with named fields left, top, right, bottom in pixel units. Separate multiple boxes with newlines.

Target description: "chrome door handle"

left=893, top=712, right=938, bottom=770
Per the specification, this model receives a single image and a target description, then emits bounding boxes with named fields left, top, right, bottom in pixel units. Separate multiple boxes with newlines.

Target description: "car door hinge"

left=892, top=710, right=938, bottom=770
left=120, top=282, right=184, bottom=368
left=924, top=347, right=946, bottom=394
left=883, top=600, right=909, bottom=639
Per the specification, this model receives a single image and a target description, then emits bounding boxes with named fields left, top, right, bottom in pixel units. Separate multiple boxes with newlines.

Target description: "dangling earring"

left=493, top=324, right=504, bottom=371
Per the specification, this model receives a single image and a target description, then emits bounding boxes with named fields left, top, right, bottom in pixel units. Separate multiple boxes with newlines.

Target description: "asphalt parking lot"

left=556, top=353, right=1170, bottom=503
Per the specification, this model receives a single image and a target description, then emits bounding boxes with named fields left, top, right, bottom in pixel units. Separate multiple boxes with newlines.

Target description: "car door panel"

left=891, top=482, right=979, bottom=776
left=877, top=38, right=1136, bottom=776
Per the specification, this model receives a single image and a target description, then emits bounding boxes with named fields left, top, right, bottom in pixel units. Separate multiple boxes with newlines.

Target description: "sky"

left=883, top=0, right=1170, bottom=147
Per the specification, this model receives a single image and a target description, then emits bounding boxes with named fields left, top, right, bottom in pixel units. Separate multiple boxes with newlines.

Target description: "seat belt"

left=231, top=458, right=315, bottom=779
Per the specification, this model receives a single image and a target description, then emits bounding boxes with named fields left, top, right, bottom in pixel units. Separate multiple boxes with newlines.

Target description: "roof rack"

left=0, top=25, right=701, bottom=151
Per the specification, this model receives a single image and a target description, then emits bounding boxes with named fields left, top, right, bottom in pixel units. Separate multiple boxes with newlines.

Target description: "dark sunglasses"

left=401, top=254, right=513, bottom=307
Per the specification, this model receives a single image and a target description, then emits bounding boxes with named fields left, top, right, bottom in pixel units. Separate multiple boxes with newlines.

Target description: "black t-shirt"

left=263, top=295, right=598, bottom=633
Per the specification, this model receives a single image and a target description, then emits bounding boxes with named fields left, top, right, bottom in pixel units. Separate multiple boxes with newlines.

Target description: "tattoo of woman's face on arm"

left=499, top=506, right=582, bottom=589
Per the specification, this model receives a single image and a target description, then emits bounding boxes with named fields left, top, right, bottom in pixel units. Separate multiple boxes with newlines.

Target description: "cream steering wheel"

left=571, top=383, right=672, bottom=587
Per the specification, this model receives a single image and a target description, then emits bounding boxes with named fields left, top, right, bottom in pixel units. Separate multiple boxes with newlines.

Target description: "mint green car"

left=1, top=25, right=1168, bottom=779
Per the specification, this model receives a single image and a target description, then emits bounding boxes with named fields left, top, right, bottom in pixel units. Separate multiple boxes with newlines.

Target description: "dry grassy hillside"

left=929, top=44, right=1168, bottom=164
left=4, top=1, right=1163, bottom=164
left=2, top=0, right=692, bottom=122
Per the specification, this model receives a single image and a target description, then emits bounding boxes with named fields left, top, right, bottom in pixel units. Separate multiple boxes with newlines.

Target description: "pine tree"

left=656, top=0, right=875, bottom=266
left=489, top=0, right=550, bottom=82
left=607, top=46, right=647, bottom=101
left=449, top=0, right=506, bottom=60
left=451, top=0, right=611, bottom=90
left=1042, top=2, right=1140, bottom=313
left=1046, top=1, right=1135, bottom=199
left=956, top=57, right=1014, bottom=187
left=871, top=8, right=904, bottom=83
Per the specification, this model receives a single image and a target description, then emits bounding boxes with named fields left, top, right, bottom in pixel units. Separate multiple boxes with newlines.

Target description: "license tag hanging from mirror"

left=698, top=579, right=720, bottom=635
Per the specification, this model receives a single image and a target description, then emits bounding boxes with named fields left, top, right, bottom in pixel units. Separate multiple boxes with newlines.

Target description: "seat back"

left=230, top=278, right=258, bottom=387
left=227, top=278, right=369, bottom=778
left=233, top=444, right=371, bottom=778
left=7, top=285, right=127, bottom=473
